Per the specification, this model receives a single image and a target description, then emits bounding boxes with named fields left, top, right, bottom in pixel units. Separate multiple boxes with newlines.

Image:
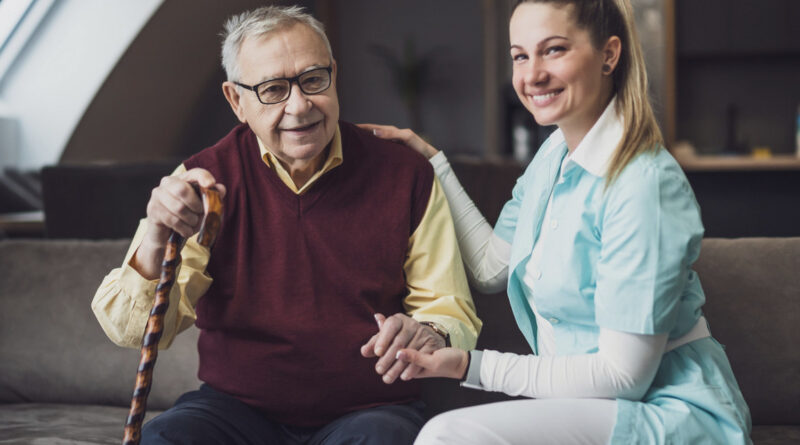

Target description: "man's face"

left=224, top=23, right=339, bottom=171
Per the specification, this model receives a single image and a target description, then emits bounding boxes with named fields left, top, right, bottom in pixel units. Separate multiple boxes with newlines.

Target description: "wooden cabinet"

left=677, top=0, right=800, bottom=56
left=674, top=0, right=800, bottom=156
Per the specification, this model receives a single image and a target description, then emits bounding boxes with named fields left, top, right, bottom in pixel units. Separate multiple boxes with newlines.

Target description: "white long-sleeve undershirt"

left=430, top=153, right=510, bottom=295
left=430, top=151, right=667, bottom=400
left=479, top=329, right=667, bottom=400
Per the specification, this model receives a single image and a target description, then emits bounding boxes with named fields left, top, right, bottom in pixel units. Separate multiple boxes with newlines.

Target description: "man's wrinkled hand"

left=132, top=168, right=226, bottom=280
left=360, top=313, right=446, bottom=384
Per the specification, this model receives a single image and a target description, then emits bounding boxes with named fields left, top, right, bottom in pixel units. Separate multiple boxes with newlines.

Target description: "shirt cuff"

left=460, top=349, right=484, bottom=390
left=118, top=263, right=159, bottom=343
left=119, top=262, right=159, bottom=299
left=415, top=314, right=478, bottom=351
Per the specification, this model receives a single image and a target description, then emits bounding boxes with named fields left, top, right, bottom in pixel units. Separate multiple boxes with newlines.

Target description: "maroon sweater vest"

left=183, top=121, right=433, bottom=427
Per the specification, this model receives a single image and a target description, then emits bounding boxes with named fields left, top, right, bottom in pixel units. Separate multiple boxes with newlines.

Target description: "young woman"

left=360, top=0, right=752, bottom=443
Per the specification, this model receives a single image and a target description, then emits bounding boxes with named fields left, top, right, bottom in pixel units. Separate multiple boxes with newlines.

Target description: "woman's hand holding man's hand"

left=395, top=347, right=470, bottom=381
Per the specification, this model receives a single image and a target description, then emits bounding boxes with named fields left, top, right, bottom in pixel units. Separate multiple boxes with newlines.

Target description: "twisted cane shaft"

left=123, top=187, right=222, bottom=445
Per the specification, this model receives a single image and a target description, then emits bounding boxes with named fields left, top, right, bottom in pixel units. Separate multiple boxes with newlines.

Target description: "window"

left=0, top=0, right=36, bottom=49
left=0, top=0, right=53, bottom=80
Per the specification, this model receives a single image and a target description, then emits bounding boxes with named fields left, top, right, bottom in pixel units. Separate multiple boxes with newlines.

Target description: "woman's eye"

left=511, top=53, right=528, bottom=63
left=544, top=46, right=566, bottom=56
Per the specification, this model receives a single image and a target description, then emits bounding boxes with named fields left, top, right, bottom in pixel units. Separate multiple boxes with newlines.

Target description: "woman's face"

left=510, top=2, right=612, bottom=140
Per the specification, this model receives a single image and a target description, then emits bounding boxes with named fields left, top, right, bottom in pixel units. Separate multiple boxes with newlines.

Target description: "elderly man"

left=91, top=5, right=480, bottom=445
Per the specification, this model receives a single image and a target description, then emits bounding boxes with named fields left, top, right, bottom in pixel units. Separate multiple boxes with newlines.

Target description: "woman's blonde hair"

left=514, top=0, right=663, bottom=185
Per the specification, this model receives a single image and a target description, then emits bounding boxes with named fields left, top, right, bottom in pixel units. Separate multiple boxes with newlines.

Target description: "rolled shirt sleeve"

left=91, top=164, right=213, bottom=349
left=404, top=176, right=482, bottom=350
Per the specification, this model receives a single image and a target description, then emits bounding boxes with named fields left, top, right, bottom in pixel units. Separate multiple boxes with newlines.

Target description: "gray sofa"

left=0, top=236, right=798, bottom=444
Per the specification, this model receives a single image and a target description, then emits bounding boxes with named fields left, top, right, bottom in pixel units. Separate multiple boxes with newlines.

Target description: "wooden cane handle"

left=197, top=186, right=222, bottom=248
left=123, top=186, right=223, bottom=445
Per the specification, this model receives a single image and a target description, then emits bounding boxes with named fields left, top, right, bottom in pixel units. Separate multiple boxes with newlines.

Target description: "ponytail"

left=605, top=0, right=662, bottom=186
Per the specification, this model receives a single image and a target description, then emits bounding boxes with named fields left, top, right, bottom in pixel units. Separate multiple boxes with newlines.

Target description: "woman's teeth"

left=534, top=91, right=559, bottom=101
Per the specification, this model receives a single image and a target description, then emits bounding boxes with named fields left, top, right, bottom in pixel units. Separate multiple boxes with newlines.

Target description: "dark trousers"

left=142, top=384, right=426, bottom=445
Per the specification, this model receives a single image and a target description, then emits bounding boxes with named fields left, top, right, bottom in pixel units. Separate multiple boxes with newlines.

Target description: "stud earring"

left=602, top=64, right=612, bottom=74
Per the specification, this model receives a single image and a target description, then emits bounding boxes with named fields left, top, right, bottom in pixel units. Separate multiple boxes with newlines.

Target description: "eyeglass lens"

left=257, top=68, right=330, bottom=104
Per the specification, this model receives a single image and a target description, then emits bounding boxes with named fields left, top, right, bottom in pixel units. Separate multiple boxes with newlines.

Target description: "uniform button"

left=548, top=317, right=560, bottom=324
left=146, top=289, right=154, bottom=297
left=550, top=219, right=558, bottom=229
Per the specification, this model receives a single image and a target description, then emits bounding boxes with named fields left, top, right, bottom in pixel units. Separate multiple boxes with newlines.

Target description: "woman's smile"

left=531, top=89, right=564, bottom=107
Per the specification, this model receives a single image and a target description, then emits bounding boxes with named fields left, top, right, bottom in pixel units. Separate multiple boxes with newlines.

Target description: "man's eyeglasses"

left=234, top=66, right=332, bottom=105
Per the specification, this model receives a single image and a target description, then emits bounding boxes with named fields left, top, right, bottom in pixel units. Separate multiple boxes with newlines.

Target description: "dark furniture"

left=41, top=161, right=176, bottom=239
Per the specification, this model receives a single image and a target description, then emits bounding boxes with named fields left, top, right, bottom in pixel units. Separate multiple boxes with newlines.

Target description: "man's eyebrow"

left=256, top=64, right=329, bottom=83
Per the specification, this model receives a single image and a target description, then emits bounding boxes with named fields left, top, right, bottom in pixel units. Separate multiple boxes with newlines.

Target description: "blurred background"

left=0, top=0, right=798, bottom=239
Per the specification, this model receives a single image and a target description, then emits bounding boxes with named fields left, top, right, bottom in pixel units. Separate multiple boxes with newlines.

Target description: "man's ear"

left=222, top=81, right=247, bottom=123
left=602, top=35, right=622, bottom=75
left=330, top=59, right=338, bottom=85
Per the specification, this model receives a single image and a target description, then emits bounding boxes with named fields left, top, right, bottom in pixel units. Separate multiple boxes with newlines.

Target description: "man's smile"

left=280, top=121, right=321, bottom=133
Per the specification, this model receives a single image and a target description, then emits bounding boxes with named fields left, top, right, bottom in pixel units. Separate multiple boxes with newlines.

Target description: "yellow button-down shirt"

left=92, top=125, right=481, bottom=351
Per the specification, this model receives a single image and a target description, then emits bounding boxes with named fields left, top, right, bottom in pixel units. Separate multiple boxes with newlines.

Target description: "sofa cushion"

left=750, top=425, right=800, bottom=445
left=695, top=237, right=800, bottom=426
left=0, top=239, right=200, bottom=411
left=0, top=403, right=161, bottom=444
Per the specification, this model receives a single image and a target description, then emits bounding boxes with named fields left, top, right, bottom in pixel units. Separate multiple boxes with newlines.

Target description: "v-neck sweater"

left=183, top=121, right=433, bottom=427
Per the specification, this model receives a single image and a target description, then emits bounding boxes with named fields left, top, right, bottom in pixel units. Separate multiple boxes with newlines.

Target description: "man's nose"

left=283, top=82, right=312, bottom=114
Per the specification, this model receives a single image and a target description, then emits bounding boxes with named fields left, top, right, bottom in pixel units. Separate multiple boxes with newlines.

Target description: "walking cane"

left=122, top=186, right=223, bottom=445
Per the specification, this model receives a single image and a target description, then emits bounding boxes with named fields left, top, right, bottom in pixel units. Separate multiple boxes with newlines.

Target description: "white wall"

left=0, top=0, right=162, bottom=170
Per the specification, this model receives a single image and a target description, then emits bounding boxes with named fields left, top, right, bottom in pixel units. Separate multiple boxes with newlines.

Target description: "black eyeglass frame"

left=233, top=66, right=333, bottom=105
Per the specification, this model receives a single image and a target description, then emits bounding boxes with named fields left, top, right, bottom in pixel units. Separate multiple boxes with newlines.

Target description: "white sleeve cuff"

left=460, top=349, right=485, bottom=390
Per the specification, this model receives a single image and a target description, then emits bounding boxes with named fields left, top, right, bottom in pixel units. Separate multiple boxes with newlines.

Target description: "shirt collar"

left=256, top=124, right=343, bottom=194
left=568, top=97, right=623, bottom=177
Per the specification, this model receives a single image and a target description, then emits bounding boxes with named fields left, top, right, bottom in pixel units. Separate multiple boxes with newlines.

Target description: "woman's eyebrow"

left=510, top=35, right=569, bottom=51
left=536, top=35, right=569, bottom=48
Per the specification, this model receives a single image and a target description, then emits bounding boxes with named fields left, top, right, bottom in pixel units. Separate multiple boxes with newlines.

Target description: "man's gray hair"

left=220, top=5, right=332, bottom=82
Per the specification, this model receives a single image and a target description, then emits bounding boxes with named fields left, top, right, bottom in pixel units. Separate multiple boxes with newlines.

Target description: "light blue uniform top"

left=494, top=100, right=752, bottom=444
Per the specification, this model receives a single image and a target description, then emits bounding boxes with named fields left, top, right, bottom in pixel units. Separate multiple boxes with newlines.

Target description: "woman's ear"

left=602, top=35, right=622, bottom=75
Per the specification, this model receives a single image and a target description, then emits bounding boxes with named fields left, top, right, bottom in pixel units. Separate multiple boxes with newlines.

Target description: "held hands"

left=360, top=313, right=447, bottom=384
left=357, top=124, right=440, bottom=159
left=395, top=347, right=470, bottom=381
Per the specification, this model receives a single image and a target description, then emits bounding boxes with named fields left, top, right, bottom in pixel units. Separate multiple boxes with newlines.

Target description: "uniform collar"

left=547, top=97, right=623, bottom=178
left=570, top=97, right=623, bottom=177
